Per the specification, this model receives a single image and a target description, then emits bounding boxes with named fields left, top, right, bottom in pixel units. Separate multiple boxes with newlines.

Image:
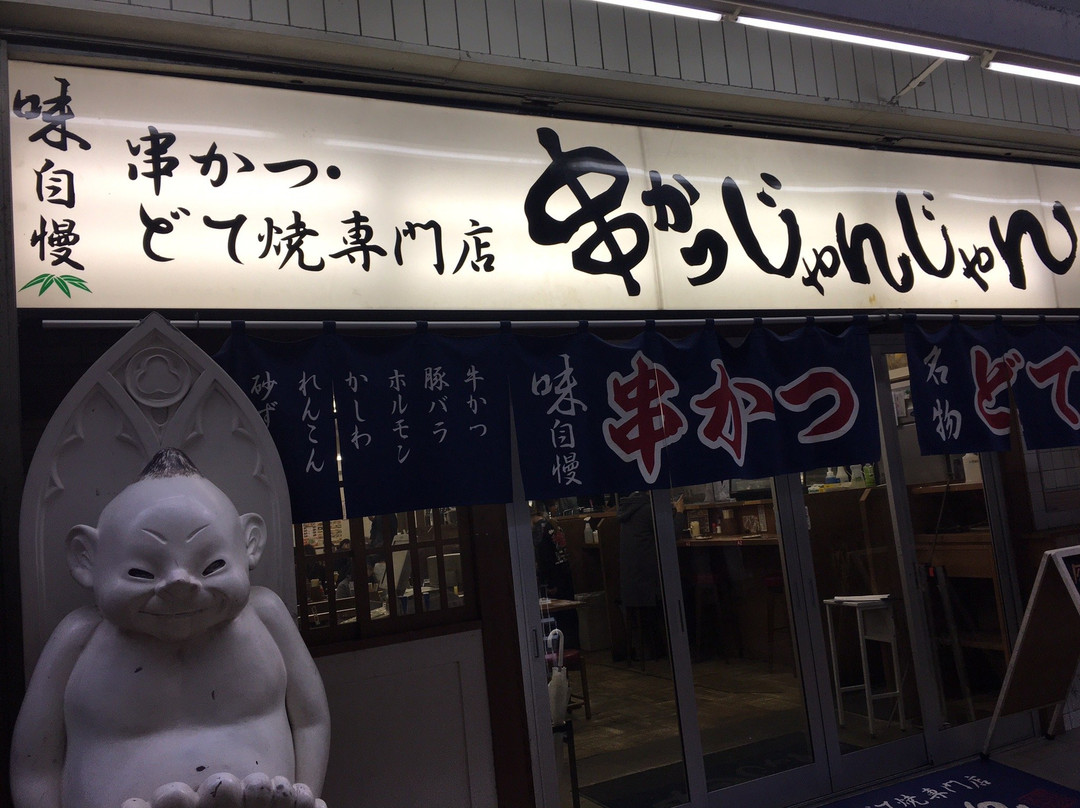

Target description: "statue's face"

left=93, top=476, right=253, bottom=642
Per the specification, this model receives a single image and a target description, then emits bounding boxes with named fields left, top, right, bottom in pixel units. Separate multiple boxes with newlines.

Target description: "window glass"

left=887, top=351, right=1008, bottom=727
left=534, top=494, right=688, bottom=808
left=672, top=479, right=816, bottom=788
left=295, top=506, right=475, bottom=644
left=802, top=461, right=922, bottom=748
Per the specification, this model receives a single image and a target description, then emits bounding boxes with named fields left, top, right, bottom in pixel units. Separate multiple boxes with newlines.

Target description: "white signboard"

left=8, top=61, right=1080, bottom=312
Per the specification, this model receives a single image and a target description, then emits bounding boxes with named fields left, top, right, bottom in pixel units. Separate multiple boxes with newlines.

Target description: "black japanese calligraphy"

left=524, top=127, right=1080, bottom=300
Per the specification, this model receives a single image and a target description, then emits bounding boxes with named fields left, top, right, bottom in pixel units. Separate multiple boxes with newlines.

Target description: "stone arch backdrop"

left=19, top=312, right=295, bottom=675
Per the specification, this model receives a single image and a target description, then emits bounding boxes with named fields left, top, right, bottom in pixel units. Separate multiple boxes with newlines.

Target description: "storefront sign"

left=214, top=329, right=344, bottom=522
left=905, top=319, right=1080, bottom=454
left=218, top=323, right=876, bottom=516
left=8, top=61, right=1080, bottom=313
left=331, top=330, right=512, bottom=516
left=511, top=324, right=878, bottom=498
left=216, top=329, right=513, bottom=517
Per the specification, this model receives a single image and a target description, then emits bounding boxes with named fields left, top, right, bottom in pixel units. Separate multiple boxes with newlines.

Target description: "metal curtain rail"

left=36, top=311, right=1079, bottom=330
left=40, top=315, right=879, bottom=330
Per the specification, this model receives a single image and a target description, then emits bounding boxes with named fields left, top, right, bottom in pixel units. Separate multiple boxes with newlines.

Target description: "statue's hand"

left=121, top=773, right=326, bottom=808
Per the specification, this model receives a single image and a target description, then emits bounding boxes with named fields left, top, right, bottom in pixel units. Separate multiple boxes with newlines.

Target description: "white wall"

left=315, top=630, right=498, bottom=808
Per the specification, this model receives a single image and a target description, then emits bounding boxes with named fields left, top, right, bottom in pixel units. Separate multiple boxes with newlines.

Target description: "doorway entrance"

left=518, top=342, right=1032, bottom=808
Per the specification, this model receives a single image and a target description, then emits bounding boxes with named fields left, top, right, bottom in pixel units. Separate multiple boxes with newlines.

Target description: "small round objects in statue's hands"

left=120, top=773, right=327, bottom=808
left=196, top=773, right=243, bottom=808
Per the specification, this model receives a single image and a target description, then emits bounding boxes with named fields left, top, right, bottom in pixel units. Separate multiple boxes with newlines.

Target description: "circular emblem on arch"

left=124, top=346, right=193, bottom=408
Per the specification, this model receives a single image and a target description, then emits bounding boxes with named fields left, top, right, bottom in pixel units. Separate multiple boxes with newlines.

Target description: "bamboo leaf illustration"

left=53, top=276, right=72, bottom=297
left=19, top=273, right=51, bottom=291
left=61, top=275, right=92, bottom=292
left=19, top=273, right=92, bottom=297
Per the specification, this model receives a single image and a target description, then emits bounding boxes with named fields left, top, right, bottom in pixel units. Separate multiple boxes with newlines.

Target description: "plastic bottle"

left=863, top=463, right=876, bottom=487
left=850, top=464, right=864, bottom=486
left=962, top=453, right=982, bottom=484
left=837, top=465, right=850, bottom=484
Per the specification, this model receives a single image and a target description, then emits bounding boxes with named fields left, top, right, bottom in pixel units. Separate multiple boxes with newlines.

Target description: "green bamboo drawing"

left=19, top=273, right=92, bottom=298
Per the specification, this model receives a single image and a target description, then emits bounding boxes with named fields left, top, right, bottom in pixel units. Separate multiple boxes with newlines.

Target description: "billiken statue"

left=11, top=448, right=331, bottom=808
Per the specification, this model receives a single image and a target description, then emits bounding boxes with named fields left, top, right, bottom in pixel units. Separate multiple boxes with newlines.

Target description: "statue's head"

left=66, top=448, right=267, bottom=642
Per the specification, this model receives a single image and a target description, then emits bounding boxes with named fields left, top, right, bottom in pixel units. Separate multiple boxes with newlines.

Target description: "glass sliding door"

left=798, top=466, right=928, bottom=771
left=519, top=335, right=1042, bottom=808
left=776, top=342, right=937, bottom=792
left=531, top=492, right=692, bottom=808
left=668, top=479, right=823, bottom=797
left=880, top=347, right=1031, bottom=759
left=526, top=481, right=836, bottom=808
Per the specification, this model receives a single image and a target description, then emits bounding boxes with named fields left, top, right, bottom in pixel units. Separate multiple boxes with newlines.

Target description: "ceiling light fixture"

left=986, top=60, right=1080, bottom=87
left=591, top=0, right=722, bottom=22
left=735, top=15, right=971, bottom=61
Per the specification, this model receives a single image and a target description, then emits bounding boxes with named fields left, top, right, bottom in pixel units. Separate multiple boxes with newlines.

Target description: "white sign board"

left=984, top=545, right=1080, bottom=751
left=8, top=61, right=1080, bottom=313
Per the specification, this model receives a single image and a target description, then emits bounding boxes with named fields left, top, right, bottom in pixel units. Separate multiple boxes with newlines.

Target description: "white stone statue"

left=10, top=448, right=331, bottom=808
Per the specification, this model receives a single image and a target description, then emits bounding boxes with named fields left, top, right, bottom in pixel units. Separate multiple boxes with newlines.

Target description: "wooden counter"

left=677, top=533, right=778, bottom=547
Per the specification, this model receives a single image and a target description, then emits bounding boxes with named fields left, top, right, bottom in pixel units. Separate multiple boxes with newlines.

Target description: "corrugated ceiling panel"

left=947, top=60, right=972, bottom=117
left=1064, top=87, right=1080, bottom=129
left=1033, top=81, right=1054, bottom=126
left=212, top=0, right=251, bottom=19
left=288, top=0, right=325, bottom=29
left=250, top=0, right=289, bottom=25
left=70, top=0, right=1080, bottom=136
left=810, top=39, right=837, bottom=100
left=544, top=0, right=576, bottom=65
left=892, top=54, right=918, bottom=109
left=456, top=0, right=491, bottom=53
left=392, top=0, right=428, bottom=44
left=652, top=14, right=680, bottom=79
left=516, top=0, right=549, bottom=61
left=871, top=51, right=895, bottom=106
left=325, top=0, right=362, bottom=35
left=674, top=18, right=705, bottom=84
left=571, top=2, right=604, bottom=70
left=425, top=0, right=461, bottom=49
left=965, top=62, right=990, bottom=118
left=357, top=0, right=396, bottom=39
left=724, top=24, right=753, bottom=88
left=487, top=1, right=520, bottom=57
left=699, top=16, right=728, bottom=85
left=851, top=46, right=878, bottom=104
left=790, top=35, right=817, bottom=97
left=1018, top=78, right=1039, bottom=123
left=983, top=72, right=1008, bottom=119
left=831, top=42, right=860, bottom=102
left=769, top=31, right=797, bottom=94
left=174, top=0, right=210, bottom=12
left=928, top=59, right=955, bottom=114
left=624, top=9, right=655, bottom=75
left=1048, top=85, right=1069, bottom=129
left=745, top=26, right=774, bottom=91
left=596, top=5, right=630, bottom=72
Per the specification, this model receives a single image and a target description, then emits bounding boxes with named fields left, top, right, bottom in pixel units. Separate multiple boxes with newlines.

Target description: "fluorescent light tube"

left=987, top=61, right=1080, bottom=87
left=591, top=0, right=722, bottom=22
left=736, top=15, right=970, bottom=61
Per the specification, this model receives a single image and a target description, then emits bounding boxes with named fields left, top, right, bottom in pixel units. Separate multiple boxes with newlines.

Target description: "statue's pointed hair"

left=138, top=447, right=202, bottom=480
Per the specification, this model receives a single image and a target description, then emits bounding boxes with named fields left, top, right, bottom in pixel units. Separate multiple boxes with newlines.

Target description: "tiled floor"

left=561, top=650, right=1080, bottom=807
left=993, top=725, right=1080, bottom=790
